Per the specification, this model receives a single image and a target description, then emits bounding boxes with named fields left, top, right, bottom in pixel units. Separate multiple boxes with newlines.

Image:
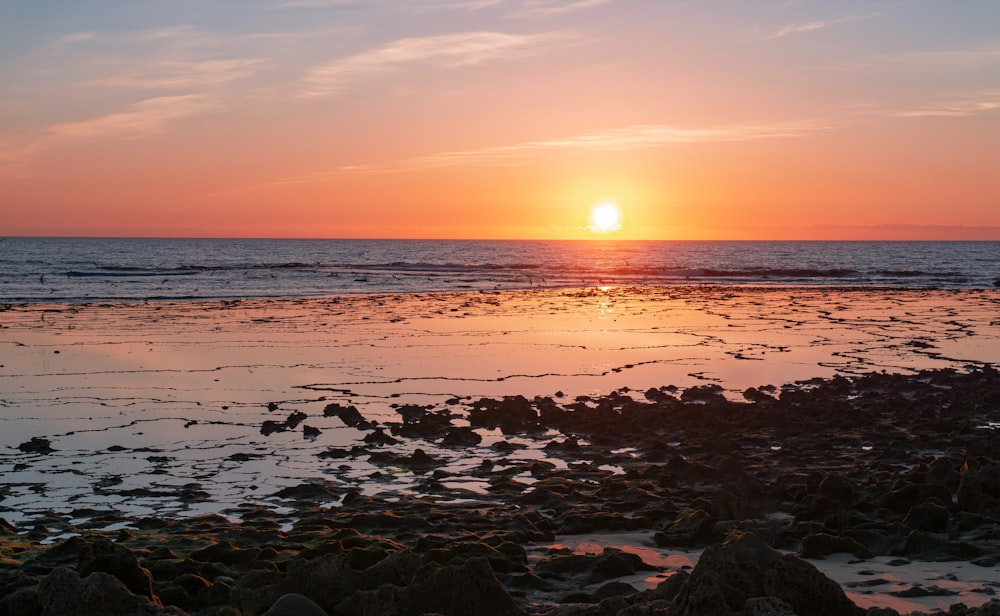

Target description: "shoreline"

left=2, top=286, right=1000, bottom=614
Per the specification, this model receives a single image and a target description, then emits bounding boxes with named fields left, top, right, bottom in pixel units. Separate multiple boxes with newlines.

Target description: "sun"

left=588, top=201, right=622, bottom=234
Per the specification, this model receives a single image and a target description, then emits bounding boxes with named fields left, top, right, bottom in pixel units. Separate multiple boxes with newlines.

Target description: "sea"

left=1, top=237, right=998, bottom=303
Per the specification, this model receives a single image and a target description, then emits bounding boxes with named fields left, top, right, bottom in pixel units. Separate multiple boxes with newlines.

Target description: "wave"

left=3, top=239, right=997, bottom=303
left=65, top=269, right=199, bottom=278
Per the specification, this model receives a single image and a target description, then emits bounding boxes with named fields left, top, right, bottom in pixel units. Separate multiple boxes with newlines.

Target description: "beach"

left=2, top=286, right=1000, bottom=615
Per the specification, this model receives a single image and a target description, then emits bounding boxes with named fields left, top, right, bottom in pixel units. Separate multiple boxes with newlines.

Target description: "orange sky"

left=2, top=2, right=999, bottom=239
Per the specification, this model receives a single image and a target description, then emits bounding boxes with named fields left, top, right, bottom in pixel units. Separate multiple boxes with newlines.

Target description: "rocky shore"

left=2, top=367, right=1000, bottom=615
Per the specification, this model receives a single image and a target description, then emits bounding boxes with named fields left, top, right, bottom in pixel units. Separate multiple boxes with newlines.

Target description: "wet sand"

left=1, top=286, right=999, bottom=615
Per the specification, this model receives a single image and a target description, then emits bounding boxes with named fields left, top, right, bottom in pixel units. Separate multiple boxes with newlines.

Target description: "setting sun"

left=589, top=202, right=623, bottom=234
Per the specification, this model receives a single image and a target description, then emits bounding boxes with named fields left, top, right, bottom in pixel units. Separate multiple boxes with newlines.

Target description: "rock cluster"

left=2, top=367, right=1000, bottom=615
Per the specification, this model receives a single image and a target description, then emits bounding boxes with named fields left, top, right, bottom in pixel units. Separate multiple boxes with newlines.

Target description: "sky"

left=1, top=0, right=999, bottom=240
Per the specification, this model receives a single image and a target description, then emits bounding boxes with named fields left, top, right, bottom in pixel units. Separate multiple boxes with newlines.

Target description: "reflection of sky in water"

left=1, top=288, right=998, bottom=524
left=530, top=532, right=995, bottom=612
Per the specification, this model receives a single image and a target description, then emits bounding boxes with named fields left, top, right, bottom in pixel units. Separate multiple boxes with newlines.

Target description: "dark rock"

left=362, top=428, right=399, bottom=445
left=77, top=537, right=156, bottom=601
left=232, top=548, right=420, bottom=615
left=172, top=573, right=211, bottom=595
left=669, top=531, right=863, bottom=616
left=818, top=474, right=858, bottom=503
left=396, top=556, right=524, bottom=616
left=534, top=548, right=648, bottom=585
left=901, top=530, right=984, bottom=560
left=883, top=483, right=953, bottom=514
left=323, top=403, right=370, bottom=428
left=0, top=586, right=42, bottom=615
left=441, top=426, right=482, bottom=447
left=467, top=396, right=542, bottom=434
left=800, top=533, right=873, bottom=559
left=406, top=448, right=439, bottom=467
left=263, top=592, right=329, bottom=615
left=902, top=501, right=949, bottom=532
left=890, top=584, right=958, bottom=597
left=272, top=483, right=340, bottom=501
left=742, top=596, right=799, bottom=615
left=958, top=463, right=1000, bottom=514
left=189, top=540, right=262, bottom=568
left=333, top=585, right=399, bottom=616
left=37, top=566, right=184, bottom=615
left=654, top=508, right=715, bottom=547
left=261, top=420, right=286, bottom=436
left=17, top=437, right=55, bottom=455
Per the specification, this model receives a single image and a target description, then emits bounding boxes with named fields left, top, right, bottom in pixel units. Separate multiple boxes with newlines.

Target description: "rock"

left=263, top=592, right=329, bottom=615
left=37, top=566, right=184, bottom=616
left=882, top=483, right=952, bottom=514
left=232, top=548, right=420, bottom=615
left=323, top=403, right=370, bottom=428
left=441, top=426, right=482, bottom=446
left=261, top=420, right=286, bottom=436
left=818, top=474, right=858, bottom=503
left=902, top=501, right=949, bottom=532
left=743, top=596, right=799, bottom=615
left=890, top=584, right=958, bottom=597
left=334, top=584, right=400, bottom=616
left=272, top=482, right=340, bottom=501
left=17, top=437, right=55, bottom=455
left=396, top=556, right=524, bottom=616
left=467, top=396, right=542, bottom=434
left=669, top=531, right=863, bottom=616
left=800, top=533, right=873, bottom=559
left=958, top=462, right=1000, bottom=514
left=901, top=530, right=984, bottom=560
left=654, top=508, right=715, bottom=547
left=77, top=537, right=157, bottom=601
left=534, top=547, right=651, bottom=585
left=0, top=586, right=42, bottom=615
left=189, top=540, right=263, bottom=568
left=363, top=428, right=399, bottom=445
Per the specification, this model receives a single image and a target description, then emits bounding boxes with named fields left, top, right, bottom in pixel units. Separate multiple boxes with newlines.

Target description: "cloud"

left=47, top=95, right=216, bottom=140
left=515, top=0, right=611, bottom=17
left=320, top=120, right=829, bottom=175
left=888, top=90, right=1000, bottom=118
left=87, top=58, right=262, bottom=90
left=879, top=41, right=1000, bottom=69
left=414, top=0, right=505, bottom=11
left=767, top=12, right=880, bottom=40
left=0, top=138, right=43, bottom=181
left=271, top=0, right=372, bottom=7
left=301, top=30, right=571, bottom=97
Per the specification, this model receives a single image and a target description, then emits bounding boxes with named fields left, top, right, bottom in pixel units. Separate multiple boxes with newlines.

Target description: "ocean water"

left=1, top=237, right=998, bottom=303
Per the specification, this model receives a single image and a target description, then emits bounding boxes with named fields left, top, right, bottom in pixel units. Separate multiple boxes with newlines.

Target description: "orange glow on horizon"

left=2, top=4, right=999, bottom=240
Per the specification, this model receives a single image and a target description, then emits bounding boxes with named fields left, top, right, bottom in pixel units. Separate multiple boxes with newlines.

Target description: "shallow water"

left=2, top=287, right=998, bottom=524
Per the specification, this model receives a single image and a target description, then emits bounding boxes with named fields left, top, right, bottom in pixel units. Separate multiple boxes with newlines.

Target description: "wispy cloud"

left=301, top=30, right=571, bottom=97
left=767, top=12, right=880, bottom=40
left=413, top=0, right=505, bottom=11
left=271, top=120, right=826, bottom=180
left=882, top=90, right=1000, bottom=118
left=879, top=41, right=1000, bottom=69
left=86, top=58, right=262, bottom=90
left=272, top=0, right=377, bottom=7
left=515, top=0, right=611, bottom=17
left=47, top=95, right=216, bottom=139
left=0, top=138, right=44, bottom=181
